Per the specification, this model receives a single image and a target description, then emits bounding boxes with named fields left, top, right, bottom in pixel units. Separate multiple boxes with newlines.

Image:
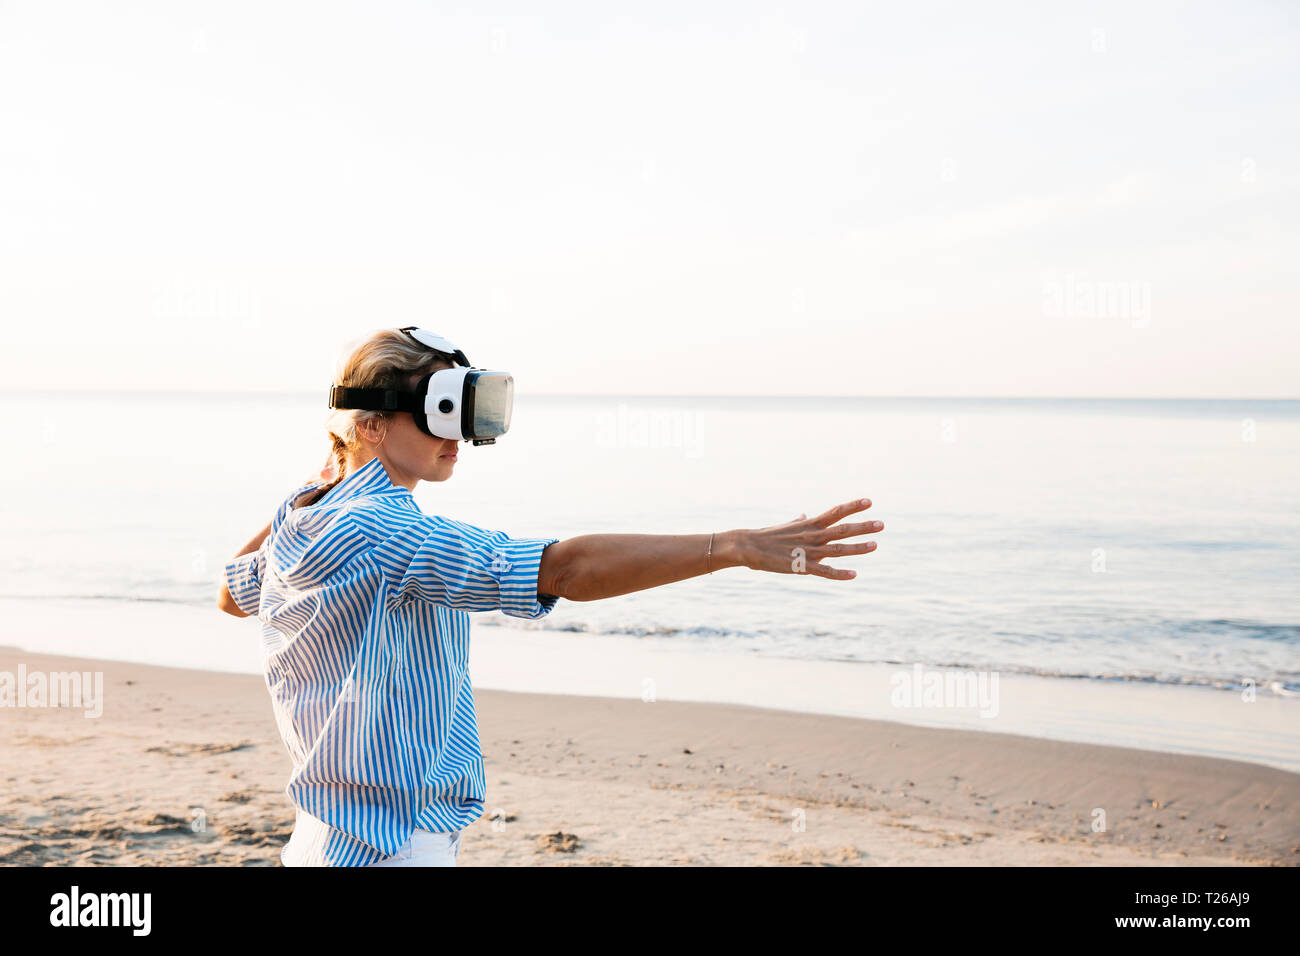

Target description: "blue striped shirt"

left=223, top=455, right=559, bottom=866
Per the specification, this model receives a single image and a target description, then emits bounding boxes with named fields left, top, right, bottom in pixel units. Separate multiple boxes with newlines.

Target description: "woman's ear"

left=355, top=416, right=389, bottom=446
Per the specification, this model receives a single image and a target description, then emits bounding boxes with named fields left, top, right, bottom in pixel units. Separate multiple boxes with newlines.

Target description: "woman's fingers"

left=804, top=561, right=858, bottom=580
left=810, top=497, right=873, bottom=528
left=811, top=540, right=879, bottom=559
left=798, top=541, right=876, bottom=579
left=820, top=519, right=885, bottom=542
left=797, top=503, right=881, bottom=578
left=748, top=498, right=879, bottom=579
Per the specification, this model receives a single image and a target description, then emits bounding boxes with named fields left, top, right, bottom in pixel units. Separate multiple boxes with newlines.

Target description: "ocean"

left=2, top=392, right=1298, bottom=767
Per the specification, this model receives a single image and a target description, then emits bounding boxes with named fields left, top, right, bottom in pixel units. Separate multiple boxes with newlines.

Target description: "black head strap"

left=327, top=385, right=422, bottom=414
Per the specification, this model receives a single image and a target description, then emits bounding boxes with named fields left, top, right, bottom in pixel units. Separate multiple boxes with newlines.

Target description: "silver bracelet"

left=706, top=531, right=715, bottom=575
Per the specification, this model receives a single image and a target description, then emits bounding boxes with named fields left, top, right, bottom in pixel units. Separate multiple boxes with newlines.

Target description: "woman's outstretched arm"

left=537, top=498, right=882, bottom=602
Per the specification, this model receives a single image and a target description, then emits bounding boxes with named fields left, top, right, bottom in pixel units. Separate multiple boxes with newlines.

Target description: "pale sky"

left=1, top=1, right=1296, bottom=396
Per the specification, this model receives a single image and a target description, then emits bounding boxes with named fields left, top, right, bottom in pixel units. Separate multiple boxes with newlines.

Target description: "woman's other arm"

left=216, top=522, right=271, bottom=618
left=537, top=498, right=881, bottom=602
left=217, top=457, right=335, bottom=618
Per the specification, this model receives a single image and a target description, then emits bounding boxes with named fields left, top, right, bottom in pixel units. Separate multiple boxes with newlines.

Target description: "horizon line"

left=2, top=388, right=1298, bottom=402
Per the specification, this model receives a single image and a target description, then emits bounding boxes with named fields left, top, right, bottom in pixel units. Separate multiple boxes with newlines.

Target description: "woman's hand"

left=734, top=498, right=882, bottom=580
left=310, top=448, right=340, bottom=486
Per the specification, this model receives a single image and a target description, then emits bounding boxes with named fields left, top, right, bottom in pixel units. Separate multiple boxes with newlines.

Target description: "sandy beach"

left=1, top=648, right=1296, bottom=866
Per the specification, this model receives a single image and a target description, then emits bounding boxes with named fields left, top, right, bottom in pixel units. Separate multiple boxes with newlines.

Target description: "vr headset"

left=327, top=328, right=513, bottom=446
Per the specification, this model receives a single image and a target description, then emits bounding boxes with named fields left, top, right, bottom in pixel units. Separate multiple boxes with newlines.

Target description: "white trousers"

left=281, top=809, right=463, bottom=867
left=366, top=827, right=463, bottom=867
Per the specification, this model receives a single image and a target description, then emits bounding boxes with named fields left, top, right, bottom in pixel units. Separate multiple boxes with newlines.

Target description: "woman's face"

left=358, top=359, right=463, bottom=489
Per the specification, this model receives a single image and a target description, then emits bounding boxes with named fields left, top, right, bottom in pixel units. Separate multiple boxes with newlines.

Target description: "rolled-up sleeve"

left=491, top=535, right=561, bottom=619
left=370, top=510, right=559, bottom=619
left=224, top=544, right=267, bottom=616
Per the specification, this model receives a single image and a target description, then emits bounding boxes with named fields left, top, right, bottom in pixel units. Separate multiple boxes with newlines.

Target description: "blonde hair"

left=305, top=329, right=451, bottom=504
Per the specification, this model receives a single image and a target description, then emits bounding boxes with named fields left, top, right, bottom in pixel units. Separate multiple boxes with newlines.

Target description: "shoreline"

left=1, top=649, right=1296, bottom=866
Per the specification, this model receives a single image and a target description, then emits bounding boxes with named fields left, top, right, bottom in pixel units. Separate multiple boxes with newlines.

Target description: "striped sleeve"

left=222, top=481, right=323, bottom=616
left=368, top=509, right=560, bottom=619
left=276, top=480, right=326, bottom=529
left=224, top=541, right=267, bottom=616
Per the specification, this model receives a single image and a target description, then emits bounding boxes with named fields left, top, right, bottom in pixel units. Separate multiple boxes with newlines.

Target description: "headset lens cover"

left=468, top=372, right=513, bottom=438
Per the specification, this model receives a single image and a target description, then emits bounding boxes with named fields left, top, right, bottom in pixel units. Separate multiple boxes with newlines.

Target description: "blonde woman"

left=218, top=327, right=883, bottom=866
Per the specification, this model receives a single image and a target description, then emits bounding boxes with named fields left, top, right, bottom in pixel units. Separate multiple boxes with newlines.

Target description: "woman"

left=218, top=327, right=883, bottom=866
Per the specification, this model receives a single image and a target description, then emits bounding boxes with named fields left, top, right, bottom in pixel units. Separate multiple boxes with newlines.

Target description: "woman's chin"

left=425, top=460, right=456, bottom=481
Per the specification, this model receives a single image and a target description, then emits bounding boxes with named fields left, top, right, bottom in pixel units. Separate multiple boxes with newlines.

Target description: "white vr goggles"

left=328, top=328, right=514, bottom=446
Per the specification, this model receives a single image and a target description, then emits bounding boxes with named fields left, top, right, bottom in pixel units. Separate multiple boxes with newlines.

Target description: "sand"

left=1, top=649, right=1296, bottom=866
